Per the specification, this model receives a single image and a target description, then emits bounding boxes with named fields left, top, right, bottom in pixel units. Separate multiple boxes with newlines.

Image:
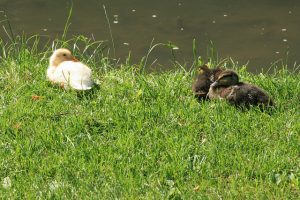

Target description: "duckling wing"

left=53, top=61, right=94, bottom=90
left=227, top=83, right=273, bottom=107
left=248, top=85, right=274, bottom=106
left=70, top=77, right=94, bottom=90
left=224, top=84, right=251, bottom=106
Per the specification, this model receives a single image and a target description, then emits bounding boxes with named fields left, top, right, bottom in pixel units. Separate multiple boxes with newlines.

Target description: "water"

left=1, top=0, right=300, bottom=71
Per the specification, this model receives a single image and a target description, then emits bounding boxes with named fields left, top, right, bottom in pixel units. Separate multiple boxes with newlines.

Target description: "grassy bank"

left=0, top=36, right=299, bottom=199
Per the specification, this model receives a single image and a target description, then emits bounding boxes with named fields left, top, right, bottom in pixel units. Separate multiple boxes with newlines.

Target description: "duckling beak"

left=72, top=57, right=79, bottom=62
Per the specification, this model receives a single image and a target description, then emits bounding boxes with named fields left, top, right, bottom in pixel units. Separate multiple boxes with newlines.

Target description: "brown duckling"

left=208, top=70, right=274, bottom=108
left=192, top=65, right=225, bottom=101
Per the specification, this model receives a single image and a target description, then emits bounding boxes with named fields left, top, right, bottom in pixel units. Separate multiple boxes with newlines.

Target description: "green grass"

left=0, top=36, right=299, bottom=199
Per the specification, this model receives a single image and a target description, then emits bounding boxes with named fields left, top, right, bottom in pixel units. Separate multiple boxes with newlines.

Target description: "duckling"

left=192, top=65, right=225, bottom=101
left=47, top=48, right=94, bottom=90
left=226, top=83, right=274, bottom=108
left=208, top=70, right=274, bottom=108
left=207, top=70, right=239, bottom=100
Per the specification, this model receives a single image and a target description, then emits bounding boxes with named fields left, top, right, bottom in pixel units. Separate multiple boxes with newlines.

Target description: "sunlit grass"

left=0, top=36, right=299, bottom=199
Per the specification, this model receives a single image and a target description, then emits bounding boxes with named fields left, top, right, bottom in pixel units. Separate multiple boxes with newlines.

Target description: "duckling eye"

left=63, top=54, right=66, bottom=57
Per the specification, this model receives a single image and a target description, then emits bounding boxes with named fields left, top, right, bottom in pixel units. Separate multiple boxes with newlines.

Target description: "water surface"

left=1, top=0, right=299, bottom=71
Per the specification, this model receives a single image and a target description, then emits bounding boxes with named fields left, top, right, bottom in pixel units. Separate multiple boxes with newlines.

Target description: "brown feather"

left=192, top=65, right=225, bottom=101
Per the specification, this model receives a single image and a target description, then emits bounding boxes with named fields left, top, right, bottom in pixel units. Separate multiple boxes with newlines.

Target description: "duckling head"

left=211, top=70, right=239, bottom=88
left=197, top=64, right=211, bottom=75
left=192, top=65, right=212, bottom=95
left=49, top=48, right=78, bottom=67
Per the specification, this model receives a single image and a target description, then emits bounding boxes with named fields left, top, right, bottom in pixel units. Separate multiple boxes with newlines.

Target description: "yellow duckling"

left=47, top=48, right=94, bottom=90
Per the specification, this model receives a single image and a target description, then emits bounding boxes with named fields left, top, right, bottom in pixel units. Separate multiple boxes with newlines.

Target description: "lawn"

left=0, top=36, right=299, bottom=199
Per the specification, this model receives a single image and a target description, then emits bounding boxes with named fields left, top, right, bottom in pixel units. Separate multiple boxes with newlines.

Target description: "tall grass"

left=0, top=19, right=299, bottom=199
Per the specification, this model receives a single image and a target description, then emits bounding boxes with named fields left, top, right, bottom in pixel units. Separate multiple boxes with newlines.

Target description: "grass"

left=0, top=35, right=299, bottom=199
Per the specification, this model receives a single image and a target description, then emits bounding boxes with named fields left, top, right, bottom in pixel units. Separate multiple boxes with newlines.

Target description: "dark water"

left=1, top=0, right=300, bottom=71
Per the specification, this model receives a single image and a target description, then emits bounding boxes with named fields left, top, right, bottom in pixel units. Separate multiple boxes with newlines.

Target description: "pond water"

left=1, top=0, right=300, bottom=72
